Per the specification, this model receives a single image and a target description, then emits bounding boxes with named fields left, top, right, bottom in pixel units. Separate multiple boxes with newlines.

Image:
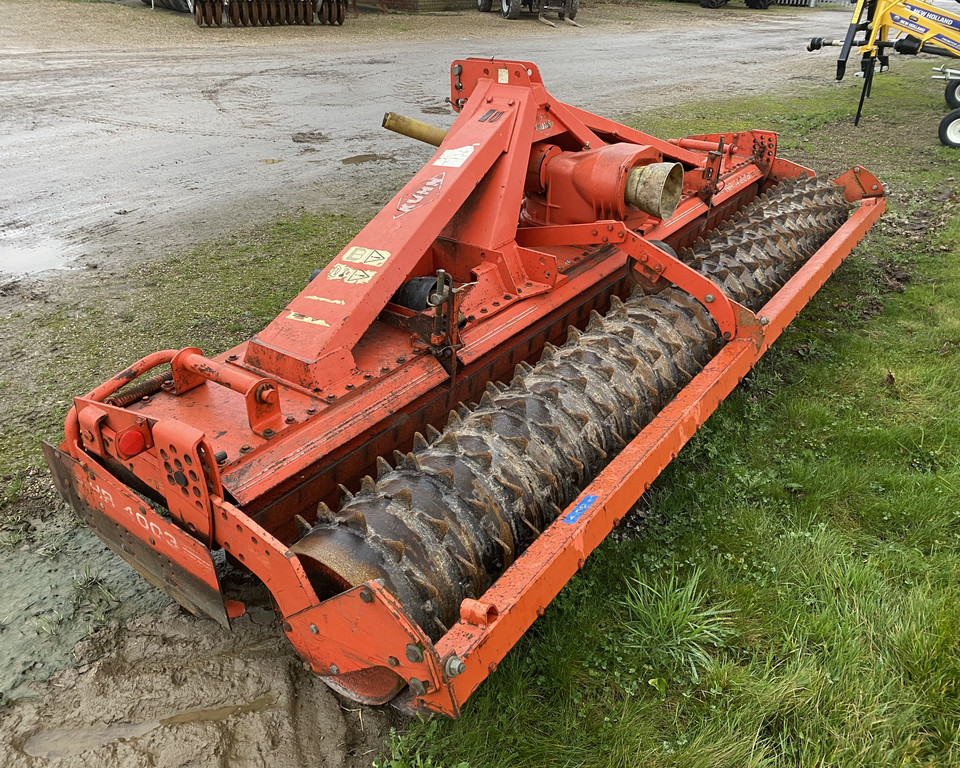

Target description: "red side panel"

left=42, top=440, right=230, bottom=628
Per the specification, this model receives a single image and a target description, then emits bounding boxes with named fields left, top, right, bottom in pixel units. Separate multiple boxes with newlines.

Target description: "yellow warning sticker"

left=286, top=311, right=330, bottom=326
left=341, top=247, right=391, bottom=267
left=327, top=264, right=376, bottom=284
left=305, top=295, right=346, bottom=305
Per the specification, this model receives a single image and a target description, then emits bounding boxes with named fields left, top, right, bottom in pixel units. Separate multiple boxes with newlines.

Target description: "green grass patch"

left=373, top=60, right=960, bottom=768
left=0, top=212, right=362, bottom=477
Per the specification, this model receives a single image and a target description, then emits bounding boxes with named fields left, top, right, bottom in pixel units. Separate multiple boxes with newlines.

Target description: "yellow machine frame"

left=808, top=0, right=960, bottom=146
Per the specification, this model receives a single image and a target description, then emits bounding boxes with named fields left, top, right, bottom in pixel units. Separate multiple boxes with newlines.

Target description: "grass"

left=0, top=212, right=363, bottom=478
left=371, top=60, right=960, bottom=767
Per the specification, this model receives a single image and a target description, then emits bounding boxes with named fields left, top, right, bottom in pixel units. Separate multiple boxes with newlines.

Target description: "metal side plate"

left=42, top=441, right=230, bottom=628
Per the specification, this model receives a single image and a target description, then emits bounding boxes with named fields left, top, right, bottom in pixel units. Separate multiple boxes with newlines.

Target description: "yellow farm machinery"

left=808, top=0, right=960, bottom=147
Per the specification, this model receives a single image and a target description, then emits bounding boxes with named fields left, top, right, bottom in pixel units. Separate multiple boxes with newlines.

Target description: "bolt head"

left=310, top=624, right=319, bottom=634
left=359, top=587, right=374, bottom=603
left=406, top=644, right=424, bottom=663
left=408, top=678, right=426, bottom=697
left=444, top=656, right=466, bottom=678
left=705, top=294, right=715, bottom=303
left=329, top=664, right=339, bottom=676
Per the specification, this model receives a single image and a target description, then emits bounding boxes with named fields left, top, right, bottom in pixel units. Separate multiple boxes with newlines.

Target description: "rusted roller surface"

left=290, top=176, right=851, bottom=640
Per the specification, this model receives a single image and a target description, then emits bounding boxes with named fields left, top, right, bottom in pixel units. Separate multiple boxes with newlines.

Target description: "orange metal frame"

left=44, top=58, right=885, bottom=717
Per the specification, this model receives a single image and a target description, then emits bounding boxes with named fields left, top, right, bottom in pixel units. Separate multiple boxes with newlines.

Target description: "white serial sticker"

left=328, top=264, right=375, bottom=284
left=433, top=145, right=476, bottom=168
left=287, top=311, right=330, bottom=326
left=498, top=68, right=508, bottom=84
left=341, top=246, right=391, bottom=267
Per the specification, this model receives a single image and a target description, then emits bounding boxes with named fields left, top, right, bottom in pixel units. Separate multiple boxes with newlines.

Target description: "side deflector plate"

left=42, top=441, right=231, bottom=628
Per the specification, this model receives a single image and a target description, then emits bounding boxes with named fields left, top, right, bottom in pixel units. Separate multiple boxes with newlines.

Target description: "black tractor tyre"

left=745, top=0, right=773, bottom=7
left=564, top=0, right=578, bottom=19
left=946, top=79, right=960, bottom=110
left=478, top=0, right=492, bottom=11
left=940, top=108, right=960, bottom=148
left=501, top=0, right=522, bottom=18
left=699, top=0, right=727, bottom=8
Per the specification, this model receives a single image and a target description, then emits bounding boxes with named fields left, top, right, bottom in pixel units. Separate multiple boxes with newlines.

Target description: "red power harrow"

left=45, top=60, right=884, bottom=717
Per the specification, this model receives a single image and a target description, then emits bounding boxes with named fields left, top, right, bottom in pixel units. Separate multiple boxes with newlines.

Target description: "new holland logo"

left=394, top=173, right=445, bottom=218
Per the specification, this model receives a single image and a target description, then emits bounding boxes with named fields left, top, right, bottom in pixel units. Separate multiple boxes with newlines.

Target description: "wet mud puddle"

left=23, top=694, right=276, bottom=759
left=0, top=240, right=68, bottom=276
left=341, top=154, right=394, bottom=165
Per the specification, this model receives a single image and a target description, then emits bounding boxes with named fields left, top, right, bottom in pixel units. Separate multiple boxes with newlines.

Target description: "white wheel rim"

left=952, top=82, right=960, bottom=102
left=501, top=0, right=508, bottom=11
left=948, top=116, right=960, bottom=146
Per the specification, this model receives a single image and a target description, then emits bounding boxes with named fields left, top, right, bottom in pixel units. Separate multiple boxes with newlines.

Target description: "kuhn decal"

left=394, top=173, right=446, bottom=218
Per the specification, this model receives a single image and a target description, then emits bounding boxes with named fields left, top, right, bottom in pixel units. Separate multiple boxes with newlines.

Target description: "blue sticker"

left=934, top=33, right=960, bottom=52
left=890, top=13, right=929, bottom=35
left=562, top=495, right=597, bottom=524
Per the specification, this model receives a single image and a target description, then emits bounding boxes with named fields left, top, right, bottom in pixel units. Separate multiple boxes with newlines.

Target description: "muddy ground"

left=0, top=0, right=848, bottom=280
left=0, top=0, right=872, bottom=766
